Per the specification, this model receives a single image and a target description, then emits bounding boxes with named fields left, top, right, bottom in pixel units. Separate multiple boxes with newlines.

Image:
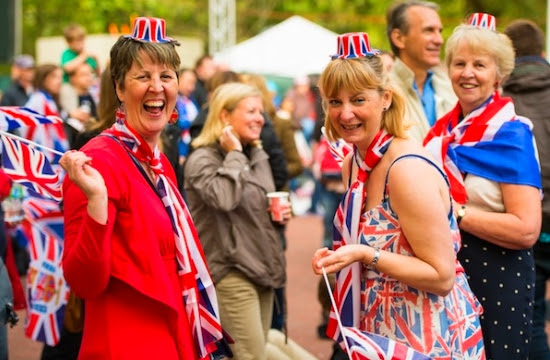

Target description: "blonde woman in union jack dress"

left=311, top=32, right=485, bottom=359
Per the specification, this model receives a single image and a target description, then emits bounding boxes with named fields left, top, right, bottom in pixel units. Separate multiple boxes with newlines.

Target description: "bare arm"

left=313, top=158, right=456, bottom=296
left=459, top=183, right=541, bottom=249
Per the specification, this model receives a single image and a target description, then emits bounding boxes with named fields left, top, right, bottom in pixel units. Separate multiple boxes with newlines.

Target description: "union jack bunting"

left=1, top=135, right=62, bottom=202
left=23, top=218, right=70, bottom=346
left=332, top=32, right=380, bottom=60
left=467, top=13, right=496, bottom=31
left=341, top=327, right=431, bottom=360
left=0, top=106, right=62, bottom=132
left=125, top=17, right=174, bottom=43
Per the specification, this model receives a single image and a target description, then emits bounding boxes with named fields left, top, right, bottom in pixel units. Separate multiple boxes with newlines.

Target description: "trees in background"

left=19, top=0, right=548, bottom=57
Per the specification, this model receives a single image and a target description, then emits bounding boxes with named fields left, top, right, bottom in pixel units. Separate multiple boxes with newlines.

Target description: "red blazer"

left=62, top=136, right=197, bottom=359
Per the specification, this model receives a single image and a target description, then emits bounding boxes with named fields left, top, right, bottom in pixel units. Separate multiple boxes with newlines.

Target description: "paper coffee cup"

left=267, top=191, right=290, bottom=222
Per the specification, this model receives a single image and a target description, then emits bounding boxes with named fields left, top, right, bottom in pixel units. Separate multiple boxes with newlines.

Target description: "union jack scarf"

left=424, top=92, right=541, bottom=204
left=321, top=126, right=353, bottom=168
left=104, top=110, right=224, bottom=358
left=327, top=129, right=393, bottom=341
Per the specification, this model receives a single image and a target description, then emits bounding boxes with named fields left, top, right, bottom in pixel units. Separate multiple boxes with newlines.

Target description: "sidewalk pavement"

left=8, top=214, right=335, bottom=360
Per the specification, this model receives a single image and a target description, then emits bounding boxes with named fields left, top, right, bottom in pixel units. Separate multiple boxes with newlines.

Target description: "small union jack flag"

left=24, top=194, right=64, bottom=243
left=0, top=106, right=63, bottom=132
left=22, top=217, right=70, bottom=346
left=341, top=327, right=431, bottom=360
left=1, top=135, right=62, bottom=201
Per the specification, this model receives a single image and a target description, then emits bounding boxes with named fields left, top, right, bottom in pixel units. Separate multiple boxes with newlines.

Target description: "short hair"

left=191, top=83, right=262, bottom=149
left=109, top=37, right=180, bottom=93
left=63, top=24, right=86, bottom=42
left=386, top=1, right=440, bottom=56
left=318, top=55, right=409, bottom=140
left=445, top=25, right=515, bottom=82
left=504, top=19, right=545, bottom=58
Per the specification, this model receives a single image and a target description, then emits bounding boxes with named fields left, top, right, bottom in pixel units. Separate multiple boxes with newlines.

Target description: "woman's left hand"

left=312, top=244, right=366, bottom=275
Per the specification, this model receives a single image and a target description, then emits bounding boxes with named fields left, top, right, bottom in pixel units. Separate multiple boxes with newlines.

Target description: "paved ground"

left=8, top=214, right=335, bottom=360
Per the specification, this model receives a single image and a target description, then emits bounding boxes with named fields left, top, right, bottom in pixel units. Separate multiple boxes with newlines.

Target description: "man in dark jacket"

left=502, top=19, right=550, bottom=360
left=0, top=55, right=35, bottom=107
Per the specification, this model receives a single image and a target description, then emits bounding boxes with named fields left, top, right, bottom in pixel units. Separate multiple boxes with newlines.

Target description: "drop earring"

left=169, top=108, right=179, bottom=125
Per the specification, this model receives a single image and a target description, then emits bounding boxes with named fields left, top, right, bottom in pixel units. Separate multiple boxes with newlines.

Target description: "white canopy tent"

left=213, top=15, right=338, bottom=79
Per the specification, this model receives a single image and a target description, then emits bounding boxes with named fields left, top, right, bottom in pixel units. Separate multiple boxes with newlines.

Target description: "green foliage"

left=19, top=0, right=548, bottom=57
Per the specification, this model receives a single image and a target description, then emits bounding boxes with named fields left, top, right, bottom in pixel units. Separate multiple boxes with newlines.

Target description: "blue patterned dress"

left=358, top=155, right=486, bottom=359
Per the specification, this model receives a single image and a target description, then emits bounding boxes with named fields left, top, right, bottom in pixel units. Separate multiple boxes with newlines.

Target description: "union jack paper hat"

left=331, top=32, right=380, bottom=60
left=124, top=17, right=174, bottom=43
left=467, top=13, right=496, bottom=31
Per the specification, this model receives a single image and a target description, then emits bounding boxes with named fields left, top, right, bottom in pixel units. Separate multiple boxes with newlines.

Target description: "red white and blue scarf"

left=105, top=110, right=223, bottom=358
left=328, top=129, right=394, bottom=341
left=424, top=92, right=541, bottom=204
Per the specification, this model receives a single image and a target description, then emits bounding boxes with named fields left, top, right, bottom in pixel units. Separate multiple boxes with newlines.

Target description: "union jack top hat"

left=124, top=17, right=174, bottom=43
left=331, top=32, right=380, bottom=60
left=467, top=13, right=496, bottom=31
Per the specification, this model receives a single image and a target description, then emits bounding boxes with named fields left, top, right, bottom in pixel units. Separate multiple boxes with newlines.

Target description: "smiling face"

left=449, top=41, right=499, bottom=116
left=115, top=52, right=178, bottom=148
left=395, top=5, right=443, bottom=72
left=223, top=96, right=264, bottom=145
left=327, top=88, right=391, bottom=153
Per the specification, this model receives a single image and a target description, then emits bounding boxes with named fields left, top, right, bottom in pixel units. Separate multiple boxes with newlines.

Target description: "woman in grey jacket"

left=184, top=82, right=289, bottom=360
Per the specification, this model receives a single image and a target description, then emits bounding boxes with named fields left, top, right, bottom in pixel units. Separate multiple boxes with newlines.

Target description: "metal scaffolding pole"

left=208, top=0, right=236, bottom=55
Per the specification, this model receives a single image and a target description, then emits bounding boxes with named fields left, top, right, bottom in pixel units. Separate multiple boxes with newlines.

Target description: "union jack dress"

left=358, top=155, right=486, bottom=359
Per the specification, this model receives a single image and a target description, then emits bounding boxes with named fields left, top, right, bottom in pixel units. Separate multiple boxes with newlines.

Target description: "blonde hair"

left=191, top=82, right=263, bottom=148
left=318, top=55, right=408, bottom=141
left=445, top=25, right=515, bottom=82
